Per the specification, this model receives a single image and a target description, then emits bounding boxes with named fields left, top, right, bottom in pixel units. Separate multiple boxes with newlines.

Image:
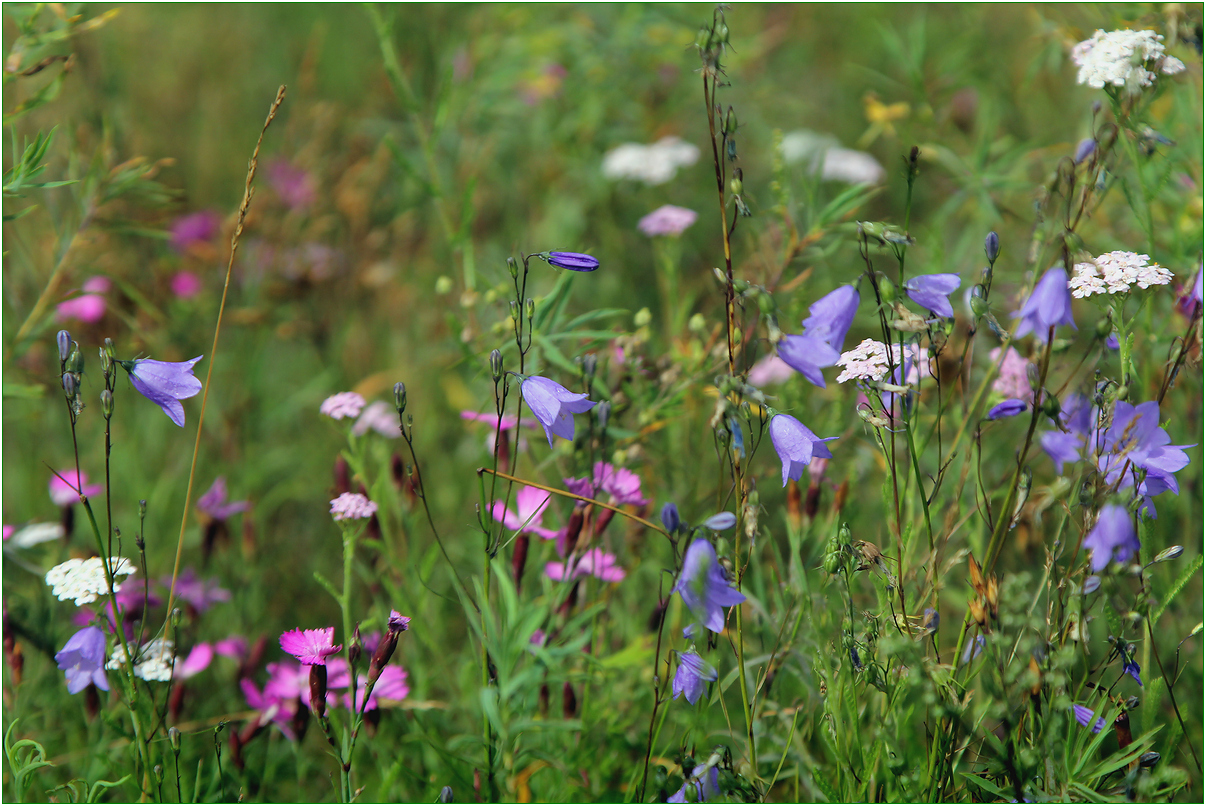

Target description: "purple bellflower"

left=1071, top=704, right=1108, bottom=733
left=801, top=285, right=860, bottom=353
left=672, top=539, right=746, bottom=634
left=56, top=626, right=109, bottom=694
left=1040, top=394, right=1094, bottom=474
left=904, top=273, right=961, bottom=318
left=544, top=251, right=600, bottom=272
left=668, top=765, right=721, bottom=804
left=672, top=651, right=718, bottom=705
left=121, top=356, right=203, bottom=427
left=1012, top=267, right=1075, bottom=343
left=986, top=399, right=1029, bottom=420
left=1083, top=504, right=1140, bottom=572
left=1096, top=400, right=1193, bottom=511
left=776, top=333, right=840, bottom=388
left=520, top=375, right=597, bottom=446
left=769, top=413, right=837, bottom=487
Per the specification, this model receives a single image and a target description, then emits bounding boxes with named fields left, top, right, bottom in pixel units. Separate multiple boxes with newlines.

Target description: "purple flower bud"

left=660, top=502, right=681, bottom=533
left=903, top=273, right=962, bottom=318
left=702, top=512, right=736, bottom=531
left=985, top=231, right=1000, bottom=263
left=1012, top=267, right=1075, bottom=344
left=57, top=330, right=72, bottom=364
left=545, top=251, right=600, bottom=272
left=1082, top=575, right=1100, bottom=595
left=121, top=356, right=204, bottom=427
left=1074, top=138, right=1096, bottom=164
left=985, top=398, right=1029, bottom=420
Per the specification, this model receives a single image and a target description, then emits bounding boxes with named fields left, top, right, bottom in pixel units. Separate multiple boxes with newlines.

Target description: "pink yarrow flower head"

left=320, top=391, right=366, bottom=420
left=747, top=354, right=796, bottom=386
left=638, top=205, right=698, bottom=237
left=170, top=210, right=221, bottom=253
left=49, top=469, right=103, bottom=506
left=989, top=346, right=1032, bottom=400
left=197, top=477, right=251, bottom=520
left=171, top=271, right=203, bottom=299
left=280, top=627, right=341, bottom=665
left=330, top=492, right=378, bottom=521
left=56, top=277, right=111, bottom=323
left=1012, top=267, right=1075, bottom=344
left=352, top=400, right=400, bottom=437
left=491, top=485, right=558, bottom=539
left=546, top=548, right=626, bottom=583
left=120, top=356, right=204, bottom=427
left=769, top=413, right=837, bottom=487
left=520, top=375, right=597, bottom=446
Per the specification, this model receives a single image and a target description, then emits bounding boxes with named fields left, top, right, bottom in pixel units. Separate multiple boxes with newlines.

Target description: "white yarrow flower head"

left=1068, top=251, right=1174, bottom=297
left=45, top=557, right=136, bottom=606
left=1071, top=29, right=1184, bottom=92
left=107, top=638, right=176, bottom=682
left=835, top=339, right=892, bottom=383
left=601, top=136, right=700, bottom=185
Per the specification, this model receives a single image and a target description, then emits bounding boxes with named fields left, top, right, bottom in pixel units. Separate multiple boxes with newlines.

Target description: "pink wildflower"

left=638, top=205, right=698, bottom=237
left=171, top=271, right=203, bottom=299
left=989, top=346, right=1033, bottom=400
left=546, top=548, right=626, bottom=583
left=490, top=485, right=559, bottom=539
left=279, top=627, right=341, bottom=665
left=564, top=462, right=647, bottom=506
left=49, top=470, right=103, bottom=506
left=330, top=492, right=378, bottom=521
left=320, top=391, right=366, bottom=420
left=748, top=354, right=796, bottom=386
left=56, top=277, right=110, bottom=323
left=352, top=400, right=400, bottom=437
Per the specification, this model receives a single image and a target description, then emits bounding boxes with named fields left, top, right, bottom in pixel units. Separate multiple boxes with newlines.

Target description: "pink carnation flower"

left=49, top=470, right=103, bottom=506
left=546, top=548, right=625, bottom=583
left=279, top=627, right=341, bottom=665
left=56, top=277, right=111, bottom=323
left=564, top=462, right=647, bottom=506
left=490, top=485, right=559, bottom=539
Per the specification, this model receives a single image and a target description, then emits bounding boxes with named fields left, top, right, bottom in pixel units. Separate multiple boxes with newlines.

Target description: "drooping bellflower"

left=1083, top=504, right=1140, bottom=572
left=520, top=375, right=597, bottom=447
left=672, top=651, right=717, bottom=705
left=55, top=626, right=109, bottom=694
left=903, top=273, right=961, bottom=318
left=120, top=356, right=204, bottom=427
left=769, top=413, right=837, bottom=487
left=1096, top=400, right=1193, bottom=507
left=985, top=399, right=1028, bottom=420
left=776, top=334, right=839, bottom=388
left=801, top=285, right=860, bottom=353
left=667, top=764, right=721, bottom=804
left=1012, top=267, right=1075, bottom=343
left=671, top=539, right=746, bottom=634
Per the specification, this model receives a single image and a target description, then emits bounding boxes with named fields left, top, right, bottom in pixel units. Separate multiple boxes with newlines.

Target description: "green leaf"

left=87, top=775, right=132, bottom=803
left=1151, top=554, right=1202, bottom=623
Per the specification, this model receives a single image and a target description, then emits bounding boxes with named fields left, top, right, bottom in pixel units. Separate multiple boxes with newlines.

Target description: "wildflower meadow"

left=4, top=4, right=1204, bottom=803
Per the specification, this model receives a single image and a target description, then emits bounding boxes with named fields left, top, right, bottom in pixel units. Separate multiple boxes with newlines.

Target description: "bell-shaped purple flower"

left=801, top=285, right=860, bottom=353
left=1083, top=504, right=1140, bottom=572
left=671, top=539, right=746, bottom=634
left=985, top=399, right=1028, bottom=420
left=520, top=375, right=597, bottom=446
left=672, top=651, right=717, bottom=705
left=1096, top=401, right=1193, bottom=509
left=544, top=251, right=599, bottom=272
left=56, top=626, right=109, bottom=694
left=1012, top=267, right=1075, bottom=343
left=121, top=356, right=204, bottom=427
left=904, top=273, right=961, bottom=318
left=1071, top=704, right=1107, bottom=733
left=769, top=413, right=837, bottom=487
left=1040, top=394, right=1094, bottom=474
left=668, top=764, right=721, bottom=804
left=776, top=333, right=840, bottom=388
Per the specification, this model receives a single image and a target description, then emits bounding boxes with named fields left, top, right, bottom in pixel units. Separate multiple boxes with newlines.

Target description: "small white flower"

left=45, top=557, right=136, bottom=606
left=1069, top=251, right=1174, bottom=296
left=835, top=339, right=891, bottom=383
left=601, top=137, right=700, bottom=185
left=107, top=638, right=176, bottom=682
left=1071, top=29, right=1180, bottom=92
left=1069, top=262, right=1107, bottom=298
left=7, top=522, right=65, bottom=548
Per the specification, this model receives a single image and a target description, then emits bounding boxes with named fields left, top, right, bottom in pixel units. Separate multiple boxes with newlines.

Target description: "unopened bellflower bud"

left=100, top=389, right=113, bottom=418
left=489, top=349, right=503, bottom=381
left=62, top=373, right=77, bottom=398
left=394, top=382, right=407, bottom=414
left=507, top=257, right=518, bottom=279
left=525, top=298, right=535, bottom=320
left=985, top=231, right=1000, bottom=263
left=57, top=330, right=72, bottom=364
left=66, top=345, right=84, bottom=375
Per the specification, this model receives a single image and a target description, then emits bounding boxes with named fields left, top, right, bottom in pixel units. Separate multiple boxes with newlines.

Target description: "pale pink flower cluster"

left=546, top=548, right=625, bottom=583
left=989, top=347, right=1032, bottom=400
left=1071, top=29, right=1185, bottom=91
left=319, top=392, right=366, bottom=420
left=835, top=340, right=929, bottom=385
left=330, top=492, right=378, bottom=521
left=1070, top=251, right=1174, bottom=298
left=638, top=205, right=697, bottom=237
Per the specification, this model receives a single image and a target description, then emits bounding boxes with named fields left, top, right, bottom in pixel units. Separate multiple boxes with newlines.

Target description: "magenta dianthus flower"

left=546, top=548, right=626, bottom=583
left=159, top=568, right=231, bottom=612
left=520, top=375, right=597, bottom=446
left=564, top=462, right=647, bottom=506
left=171, top=271, right=203, bottom=299
left=279, top=627, right=341, bottom=665
left=672, top=539, right=746, bottom=634
left=170, top=210, right=221, bottom=253
left=320, top=391, right=366, bottom=420
left=49, top=469, right=103, bottom=506
left=121, top=356, right=204, bottom=427
left=491, top=485, right=558, bottom=539
left=330, top=492, right=378, bottom=521
left=56, top=277, right=110, bottom=323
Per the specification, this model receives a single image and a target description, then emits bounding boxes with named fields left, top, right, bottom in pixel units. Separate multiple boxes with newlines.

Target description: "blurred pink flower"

left=215, top=636, right=248, bottom=660
left=160, top=568, right=231, bottom=612
left=241, top=674, right=300, bottom=738
left=490, top=485, right=559, bottom=539
left=170, top=210, right=221, bottom=253
left=49, top=470, right=102, bottom=506
left=56, top=277, right=111, bottom=323
left=171, top=271, right=203, bottom=299
left=748, top=354, right=796, bottom=386
left=197, top=477, right=251, bottom=520
left=638, top=205, right=697, bottom=237
left=352, top=400, right=400, bottom=438
left=565, top=462, right=647, bottom=506
left=328, top=659, right=409, bottom=711
left=175, top=643, right=215, bottom=679
left=546, top=548, right=625, bottom=583
left=989, top=346, right=1032, bottom=401
left=267, top=160, right=317, bottom=210
left=320, top=391, right=366, bottom=420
